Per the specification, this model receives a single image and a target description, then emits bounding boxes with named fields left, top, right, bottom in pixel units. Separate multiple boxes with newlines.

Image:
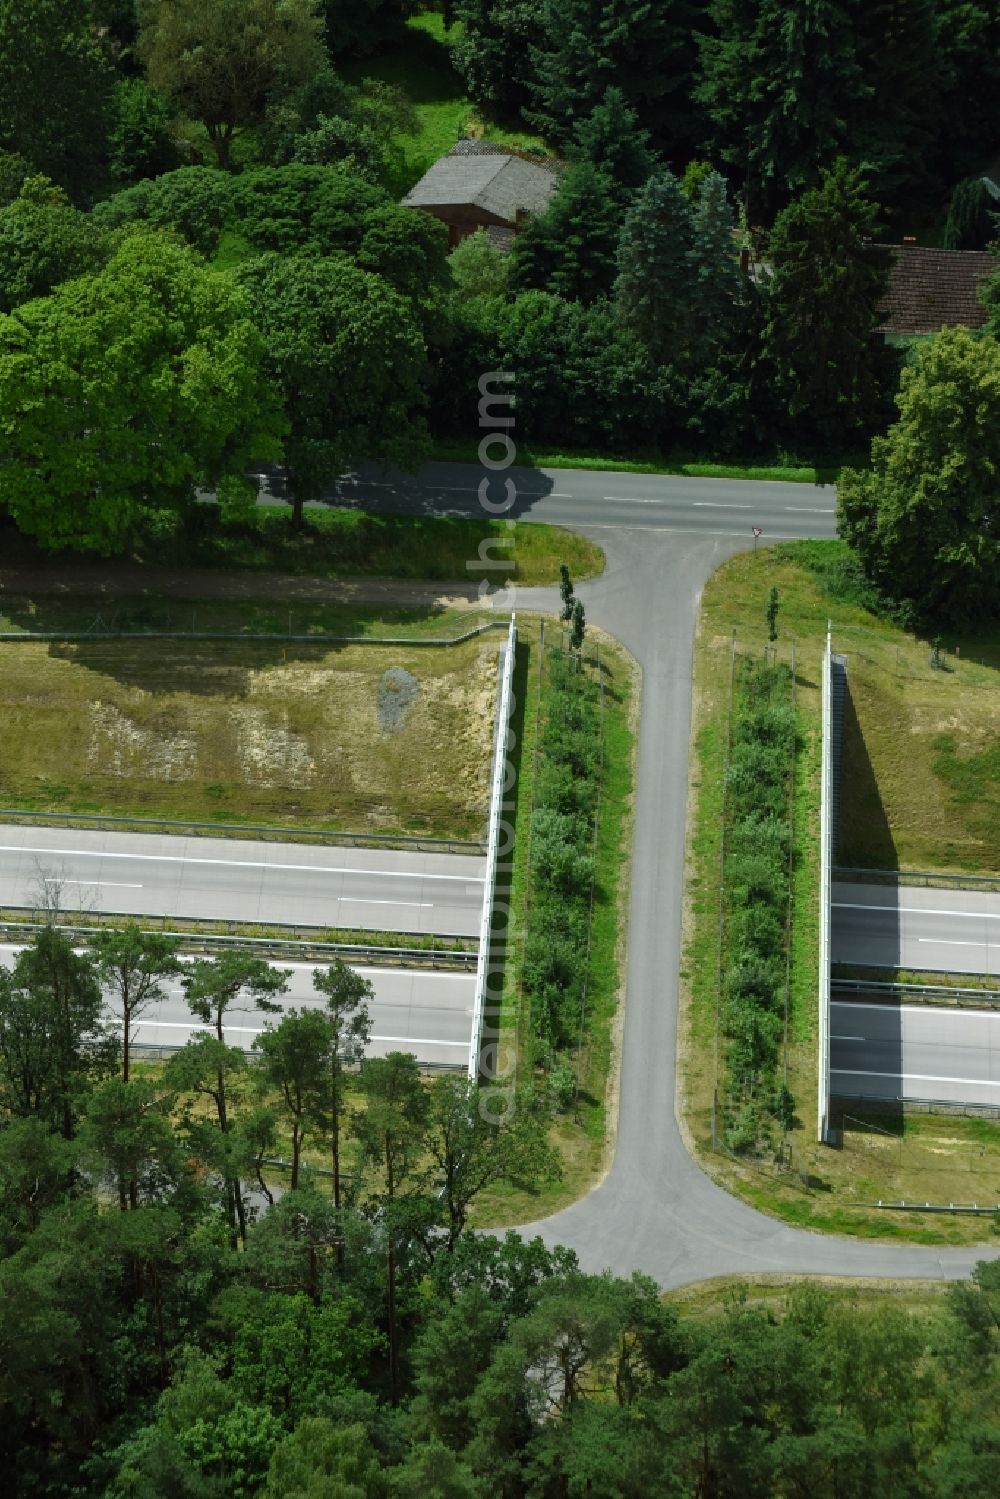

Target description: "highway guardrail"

left=0, top=915, right=476, bottom=969
left=833, top=977, right=1000, bottom=1008
left=0, top=807, right=484, bottom=855
left=833, top=865, right=1000, bottom=891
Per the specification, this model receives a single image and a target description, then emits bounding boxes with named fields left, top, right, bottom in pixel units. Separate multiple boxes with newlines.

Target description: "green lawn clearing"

left=342, top=12, right=548, bottom=194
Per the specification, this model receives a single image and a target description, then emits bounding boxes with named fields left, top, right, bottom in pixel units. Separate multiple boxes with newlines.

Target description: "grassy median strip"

left=681, top=543, right=1000, bottom=1246
left=476, top=618, right=637, bottom=1225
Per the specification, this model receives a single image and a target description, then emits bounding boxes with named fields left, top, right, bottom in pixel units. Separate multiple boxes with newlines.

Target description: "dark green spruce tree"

left=764, top=159, right=893, bottom=456
left=509, top=161, right=622, bottom=303
left=697, top=0, right=869, bottom=222
left=528, top=0, right=703, bottom=154
left=615, top=168, right=695, bottom=363
left=566, top=87, right=656, bottom=204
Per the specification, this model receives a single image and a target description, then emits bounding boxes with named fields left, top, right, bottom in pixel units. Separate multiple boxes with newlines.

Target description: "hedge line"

left=522, top=648, right=602, bottom=1063
left=720, top=658, right=796, bottom=1153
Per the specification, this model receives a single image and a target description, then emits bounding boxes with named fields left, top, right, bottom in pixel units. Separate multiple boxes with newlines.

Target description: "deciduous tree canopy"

left=838, top=326, right=1000, bottom=627
left=0, top=232, right=286, bottom=552
left=137, top=0, right=326, bottom=167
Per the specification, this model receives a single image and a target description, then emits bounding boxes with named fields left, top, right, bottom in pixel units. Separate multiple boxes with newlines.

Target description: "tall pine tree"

left=566, top=87, right=656, bottom=203
left=688, top=170, right=741, bottom=360
left=528, top=0, right=703, bottom=154
left=696, top=0, right=869, bottom=223
left=509, top=161, right=622, bottom=303
left=764, top=159, right=892, bottom=456
left=615, top=168, right=695, bottom=362
left=852, top=0, right=946, bottom=211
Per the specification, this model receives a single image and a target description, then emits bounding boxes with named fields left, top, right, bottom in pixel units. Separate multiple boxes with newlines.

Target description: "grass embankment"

left=430, top=438, right=837, bottom=486
left=342, top=12, right=548, bottom=193
left=0, top=511, right=604, bottom=589
left=0, top=609, right=502, bottom=838
left=682, top=542, right=1000, bottom=1246
left=475, top=617, right=638, bottom=1225
left=667, top=1273, right=949, bottom=1320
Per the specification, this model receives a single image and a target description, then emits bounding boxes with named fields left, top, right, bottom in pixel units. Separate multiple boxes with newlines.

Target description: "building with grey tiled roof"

left=877, top=245, right=996, bottom=341
left=403, top=140, right=560, bottom=249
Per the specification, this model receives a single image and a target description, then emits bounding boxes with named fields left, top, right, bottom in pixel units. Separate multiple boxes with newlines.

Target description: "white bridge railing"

left=469, top=615, right=516, bottom=1080
left=817, top=626, right=833, bottom=1141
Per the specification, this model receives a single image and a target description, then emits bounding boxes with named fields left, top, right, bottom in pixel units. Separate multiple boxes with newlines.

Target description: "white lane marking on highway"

left=831, top=1034, right=866, bottom=1041
left=0, top=845, right=484, bottom=882
left=785, top=506, right=836, bottom=513
left=602, top=494, right=658, bottom=504
left=917, top=937, right=987, bottom=948
left=339, top=898, right=432, bottom=908
left=548, top=492, right=573, bottom=498
left=831, top=1067, right=1000, bottom=1087
left=692, top=501, right=752, bottom=509
left=276, top=960, right=472, bottom=979
left=368, top=1035, right=468, bottom=1047
left=43, top=877, right=143, bottom=888
left=833, top=1001, right=1000, bottom=1019
left=834, top=902, right=1000, bottom=919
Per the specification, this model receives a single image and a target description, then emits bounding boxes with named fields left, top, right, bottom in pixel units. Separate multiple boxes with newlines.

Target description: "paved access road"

left=333, top=460, right=998, bottom=1289
left=832, top=880, right=1000, bottom=976
left=831, top=997, right=1000, bottom=1108
left=0, top=824, right=485, bottom=939
left=0, top=945, right=475, bottom=1071
left=256, top=460, right=838, bottom=543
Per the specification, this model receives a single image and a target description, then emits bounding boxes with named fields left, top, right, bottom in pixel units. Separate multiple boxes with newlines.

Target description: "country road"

left=259, top=458, right=837, bottom=541
left=328, top=461, right=998, bottom=1288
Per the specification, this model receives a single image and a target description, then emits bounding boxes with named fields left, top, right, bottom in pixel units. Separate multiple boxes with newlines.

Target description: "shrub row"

left=720, top=658, right=796, bottom=1153
left=522, top=649, right=602, bottom=1060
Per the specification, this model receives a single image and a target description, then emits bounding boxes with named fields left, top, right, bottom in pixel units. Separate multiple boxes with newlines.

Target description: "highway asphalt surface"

left=339, top=460, right=997, bottom=1287
left=832, top=879, right=1000, bottom=976
left=831, top=997, right=1000, bottom=1108
left=0, top=824, right=485, bottom=939
left=0, top=945, right=475, bottom=1071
